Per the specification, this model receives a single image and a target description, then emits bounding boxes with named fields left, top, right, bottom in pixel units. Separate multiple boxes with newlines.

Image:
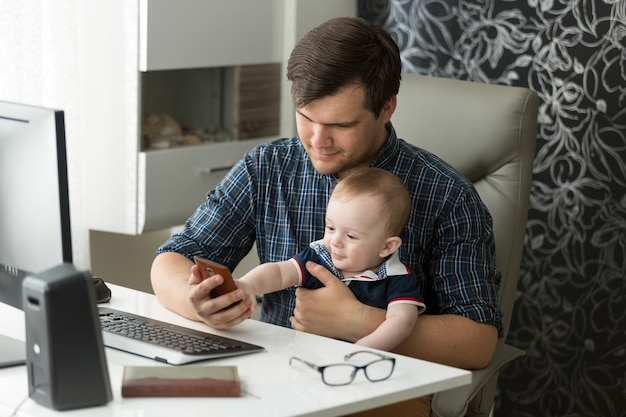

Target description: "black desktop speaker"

left=22, top=263, right=112, bottom=410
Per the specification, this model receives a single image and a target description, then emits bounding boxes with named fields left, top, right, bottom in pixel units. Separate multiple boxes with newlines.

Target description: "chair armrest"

left=431, top=342, right=525, bottom=417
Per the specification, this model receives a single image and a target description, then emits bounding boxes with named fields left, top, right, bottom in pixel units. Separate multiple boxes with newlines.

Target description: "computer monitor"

left=0, top=100, right=72, bottom=309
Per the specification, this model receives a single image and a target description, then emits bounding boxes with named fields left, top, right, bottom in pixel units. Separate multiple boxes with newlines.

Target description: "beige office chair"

left=392, top=73, right=539, bottom=417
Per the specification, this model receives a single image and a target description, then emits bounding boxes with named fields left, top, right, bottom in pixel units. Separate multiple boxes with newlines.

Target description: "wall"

left=358, top=0, right=626, bottom=415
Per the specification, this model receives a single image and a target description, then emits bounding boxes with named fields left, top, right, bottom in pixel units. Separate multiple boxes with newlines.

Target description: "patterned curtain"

left=358, top=1, right=626, bottom=415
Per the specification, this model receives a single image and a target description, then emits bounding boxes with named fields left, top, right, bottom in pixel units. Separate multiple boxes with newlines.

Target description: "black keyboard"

left=98, top=307, right=264, bottom=365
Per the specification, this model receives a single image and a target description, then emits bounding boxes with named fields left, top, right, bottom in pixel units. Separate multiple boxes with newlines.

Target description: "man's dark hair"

left=287, top=17, right=401, bottom=118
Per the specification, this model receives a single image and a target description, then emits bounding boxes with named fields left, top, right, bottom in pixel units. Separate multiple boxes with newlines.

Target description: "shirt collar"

left=309, top=239, right=404, bottom=281
left=371, top=122, right=401, bottom=168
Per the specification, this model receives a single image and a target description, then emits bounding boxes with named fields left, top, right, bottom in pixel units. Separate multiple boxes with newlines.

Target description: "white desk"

left=0, top=284, right=471, bottom=417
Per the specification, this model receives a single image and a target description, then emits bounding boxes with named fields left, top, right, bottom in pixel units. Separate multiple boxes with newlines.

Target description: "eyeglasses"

left=289, top=350, right=396, bottom=386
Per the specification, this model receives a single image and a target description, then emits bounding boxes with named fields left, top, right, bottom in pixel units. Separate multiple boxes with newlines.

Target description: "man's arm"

left=291, top=261, right=497, bottom=369
left=150, top=252, right=253, bottom=329
left=393, top=313, right=497, bottom=369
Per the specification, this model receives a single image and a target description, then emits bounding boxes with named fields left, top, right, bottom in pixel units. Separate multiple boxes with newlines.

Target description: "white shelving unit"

left=83, top=0, right=284, bottom=235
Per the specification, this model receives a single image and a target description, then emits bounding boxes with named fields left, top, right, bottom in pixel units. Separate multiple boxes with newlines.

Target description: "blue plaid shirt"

left=157, top=123, right=503, bottom=336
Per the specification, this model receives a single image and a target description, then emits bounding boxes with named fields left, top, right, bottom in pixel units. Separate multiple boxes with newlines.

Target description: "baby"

left=238, top=167, right=425, bottom=351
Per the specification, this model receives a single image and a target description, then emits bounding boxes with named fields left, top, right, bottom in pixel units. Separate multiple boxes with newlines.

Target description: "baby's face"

left=323, top=194, right=389, bottom=276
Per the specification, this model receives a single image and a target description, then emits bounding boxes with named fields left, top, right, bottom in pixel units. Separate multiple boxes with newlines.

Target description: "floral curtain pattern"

left=358, top=0, right=626, bottom=415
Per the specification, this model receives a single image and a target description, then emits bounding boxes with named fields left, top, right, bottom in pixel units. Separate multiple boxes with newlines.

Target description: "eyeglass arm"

left=344, top=350, right=391, bottom=361
left=289, top=356, right=321, bottom=372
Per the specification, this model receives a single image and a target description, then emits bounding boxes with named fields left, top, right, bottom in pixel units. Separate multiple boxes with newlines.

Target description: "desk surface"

left=0, top=284, right=471, bottom=417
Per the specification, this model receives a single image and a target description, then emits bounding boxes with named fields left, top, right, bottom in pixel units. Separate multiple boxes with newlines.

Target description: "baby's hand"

left=236, top=280, right=258, bottom=313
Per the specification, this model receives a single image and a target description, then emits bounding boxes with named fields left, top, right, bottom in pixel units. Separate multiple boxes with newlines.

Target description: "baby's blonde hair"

left=333, top=167, right=411, bottom=237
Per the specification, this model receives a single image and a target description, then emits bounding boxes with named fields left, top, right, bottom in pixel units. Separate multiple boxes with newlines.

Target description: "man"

left=151, top=16, right=502, bottom=416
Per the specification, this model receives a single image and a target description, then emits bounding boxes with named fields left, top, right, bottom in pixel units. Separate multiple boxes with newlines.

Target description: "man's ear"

left=380, top=95, right=397, bottom=124
left=379, top=236, right=402, bottom=258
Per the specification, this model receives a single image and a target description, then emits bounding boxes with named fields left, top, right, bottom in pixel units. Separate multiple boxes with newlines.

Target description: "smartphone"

left=194, top=256, right=239, bottom=299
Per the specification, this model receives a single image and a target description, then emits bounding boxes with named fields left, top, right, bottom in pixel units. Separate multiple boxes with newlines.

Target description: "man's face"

left=295, top=85, right=395, bottom=176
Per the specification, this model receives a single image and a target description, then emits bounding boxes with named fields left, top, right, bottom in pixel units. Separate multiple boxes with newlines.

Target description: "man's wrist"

left=344, top=302, right=386, bottom=343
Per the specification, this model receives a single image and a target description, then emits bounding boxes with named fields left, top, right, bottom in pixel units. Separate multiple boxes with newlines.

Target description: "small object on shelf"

left=142, top=113, right=183, bottom=149
left=141, top=113, right=232, bottom=150
left=185, top=126, right=231, bottom=144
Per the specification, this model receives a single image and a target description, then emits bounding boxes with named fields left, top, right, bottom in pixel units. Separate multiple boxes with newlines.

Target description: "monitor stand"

left=0, top=264, right=28, bottom=310
left=0, top=333, right=26, bottom=368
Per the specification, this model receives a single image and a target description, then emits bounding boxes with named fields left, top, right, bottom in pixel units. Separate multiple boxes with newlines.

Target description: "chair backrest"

left=392, top=73, right=538, bottom=340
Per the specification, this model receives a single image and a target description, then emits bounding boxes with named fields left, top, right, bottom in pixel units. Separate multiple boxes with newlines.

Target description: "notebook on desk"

left=0, top=334, right=26, bottom=368
left=98, top=307, right=264, bottom=365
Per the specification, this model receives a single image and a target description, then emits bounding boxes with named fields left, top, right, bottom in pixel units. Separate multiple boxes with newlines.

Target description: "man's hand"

left=289, top=261, right=384, bottom=341
left=151, top=252, right=253, bottom=330
left=188, top=263, right=254, bottom=329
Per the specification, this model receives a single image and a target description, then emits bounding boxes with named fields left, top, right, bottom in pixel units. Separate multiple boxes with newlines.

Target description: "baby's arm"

left=237, top=260, right=299, bottom=299
left=355, top=303, right=418, bottom=351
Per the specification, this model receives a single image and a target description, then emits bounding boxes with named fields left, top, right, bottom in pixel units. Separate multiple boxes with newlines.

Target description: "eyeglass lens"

left=364, top=359, right=395, bottom=381
left=322, top=359, right=394, bottom=385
